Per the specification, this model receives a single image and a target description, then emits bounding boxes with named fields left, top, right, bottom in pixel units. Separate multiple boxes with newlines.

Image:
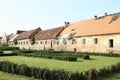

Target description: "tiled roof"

left=35, top=27, right=64, bottom=40
left=9, top=34, right=19, bottom=42
left=61, top=12, right=120, bottom=37
left=16, top=27, right=42, bottom=40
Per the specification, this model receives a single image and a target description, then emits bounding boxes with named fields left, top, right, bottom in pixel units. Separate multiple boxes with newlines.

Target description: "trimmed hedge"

left=0, top=61, right=86, bottom=80
left=0, top=53, right=17, bottom=56
left=18, top=52, right=77, bottom=61
left=82, top=52, right=120, bottom=57
left=0, top=61, right=119, bottom=80
left=1, top=47, right=19, bottom=50
left=0, top=50, right=3, bottom=53
left=83, top=55, right=90, bottom=60
left=16, top=50, right=79, bottom=61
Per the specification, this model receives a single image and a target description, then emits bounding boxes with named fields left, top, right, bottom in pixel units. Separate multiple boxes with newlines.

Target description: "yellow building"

left=9, top=12, right=120, bottom=53
left=59, top=12, right=120, bottom=53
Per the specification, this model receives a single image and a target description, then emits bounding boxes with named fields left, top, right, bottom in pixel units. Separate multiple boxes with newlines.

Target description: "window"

left=45, top=41, right=47, bottom=44
left=41, top=41, right=42, bottom=44
left=26, top=41, right=28, bottom=44
left=82, top=39, right=86, bottom=44
left=109, top=39, right=114, bottom=48
left=57, top=41, right=59, bottom=45
left=36, top=42, right=38, bottom=44
left=24, top=41, right=25, bottom=44
left=72, top=39, right=77, bottom=44
left=94, top=38, right=98, bottom=44
left=63, top=39, right=67, bottom=45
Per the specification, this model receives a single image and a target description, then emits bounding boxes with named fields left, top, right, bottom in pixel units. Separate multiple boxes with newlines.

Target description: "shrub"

left=0, top=61, right=120, bottom=80
left=0, top=50, right=3, bottom=54
left=83, top=55, right=90, bottom=60
left=18, top=50, right=34, bottom=53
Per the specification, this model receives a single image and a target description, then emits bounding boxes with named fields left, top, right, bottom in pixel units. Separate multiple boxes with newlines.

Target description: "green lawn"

left=0, top=56, right=120, bottom=72
left=0, top=71, right=34, bottom=80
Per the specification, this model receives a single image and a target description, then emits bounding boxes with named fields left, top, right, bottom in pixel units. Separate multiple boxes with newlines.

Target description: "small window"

left=45, top=41, right=47, bottom=44
left=109, top=39, right=114, bottom=48
left=36, top=42, right=38, bottom=44
left=57, top=41, right=59, bottom=45
left=26, top=41, right=28, bottom=44
left=72, top=39, right=77, bottom=44
left=24, top=41, right=25, bottom=44
left=41, top=41, right=42, bottom=44
left=94, top=38, right=98, bottom=44
left=82, top=39, right=86, bottom=44
left=63, top=39, right=67, bottom=45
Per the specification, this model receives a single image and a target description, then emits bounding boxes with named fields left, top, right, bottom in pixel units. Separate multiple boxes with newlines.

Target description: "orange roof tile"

left=61, top=12, right=120, bottom=37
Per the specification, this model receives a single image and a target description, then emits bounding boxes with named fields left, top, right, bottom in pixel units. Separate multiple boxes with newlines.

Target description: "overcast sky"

left=0, top=0, right=120, bottom=36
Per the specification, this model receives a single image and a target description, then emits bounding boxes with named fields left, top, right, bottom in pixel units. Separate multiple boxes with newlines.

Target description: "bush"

left=0, top=61, right=83, bottom=80
left=83, top=55, right=90, bottom=60
left=0, top=61, right=120, bottom=80
left=18, top=50, right=34, bottom=53
left=0, top=50, right=3, bottom=54
left=1, top=47, right=19, bottom=50
left=81, top=52, right=120, bottom=57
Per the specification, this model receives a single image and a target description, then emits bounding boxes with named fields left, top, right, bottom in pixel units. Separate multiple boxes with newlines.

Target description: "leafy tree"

left=13, top=39, right=18, bottom=45
left=30, top=36, right=35, bottom=45
left=0, top=43, right=8, bottom=50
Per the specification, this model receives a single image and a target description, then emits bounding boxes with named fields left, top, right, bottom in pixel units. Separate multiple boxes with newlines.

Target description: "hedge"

left=0, top=53, right=17, bottom=56
left=0, top=61, right=119, bottom=80
left=1, top=47, right=19, bottom=50
left=17, top=52, right=78, bottom=61
left=0, top=61, right=86, bottom=80
left=82, top=52, right=120, bottom=57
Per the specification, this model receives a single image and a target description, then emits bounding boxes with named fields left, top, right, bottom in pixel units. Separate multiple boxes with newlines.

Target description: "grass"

left=0, top=56, right=120, bottom=72
left=0, top=71, right=34, bottom=80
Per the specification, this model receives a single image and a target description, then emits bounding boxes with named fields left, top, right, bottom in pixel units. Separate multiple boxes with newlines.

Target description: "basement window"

left=109, top=39, right=114, bottom=48
left=94, top=38, right=98, bottom=44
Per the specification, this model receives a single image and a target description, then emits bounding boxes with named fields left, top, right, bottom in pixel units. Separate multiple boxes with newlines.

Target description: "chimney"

left=104, top=12, right=107, bottom=16
left=94, top=15, right=97, bottom=20
left=64, top=21, right=70, bottom=27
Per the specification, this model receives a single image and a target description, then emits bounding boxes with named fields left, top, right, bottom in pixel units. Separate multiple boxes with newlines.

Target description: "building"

left=59, top=12, right=120, bottom=53
left=14, top=27, right=42, bottom=49
left=34, top=26, right=65, bottom=50
left=1, top=33, right=7, bottom=44
left=8, top=30, right=25, bottom=47
left=9, top=12, right=120, bottom=53
left=8, top=34, right=19, bottom=47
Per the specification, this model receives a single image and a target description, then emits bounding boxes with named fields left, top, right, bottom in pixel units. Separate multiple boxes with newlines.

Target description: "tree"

left=0, top=43, right=8, bottom=50
left=13, top=39, right=18, bottom=45
left=30, top=36, right=35, bottom=45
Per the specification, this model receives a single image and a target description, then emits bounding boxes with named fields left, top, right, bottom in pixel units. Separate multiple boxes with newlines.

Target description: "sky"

left=0, top=0, right=120, bottom=36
